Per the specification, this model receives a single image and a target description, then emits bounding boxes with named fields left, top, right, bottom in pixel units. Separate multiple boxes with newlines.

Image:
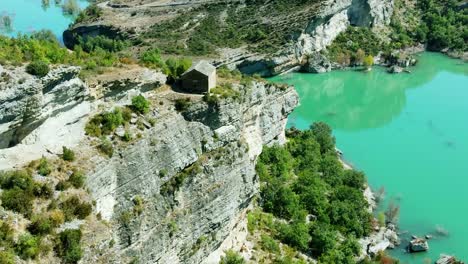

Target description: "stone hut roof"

left=182, top=61, right=216, bottom=77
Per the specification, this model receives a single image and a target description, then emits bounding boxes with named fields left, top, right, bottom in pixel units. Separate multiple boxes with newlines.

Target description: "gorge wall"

left=0, top=63, right=298, bottom=263
left=85, top=82, right=298, bottom=263
left=65, top=0, right=394, bottom=77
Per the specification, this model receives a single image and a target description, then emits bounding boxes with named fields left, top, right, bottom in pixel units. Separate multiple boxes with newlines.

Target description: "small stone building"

left=180, top=61, right=216, bottom=94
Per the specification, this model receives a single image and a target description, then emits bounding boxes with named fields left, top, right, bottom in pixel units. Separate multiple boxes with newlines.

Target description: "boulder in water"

left=436, top=254, right=464, bottom=264
left=388, top=65, right=403, bottom=74
left=409, top=238, right=429, bottom=252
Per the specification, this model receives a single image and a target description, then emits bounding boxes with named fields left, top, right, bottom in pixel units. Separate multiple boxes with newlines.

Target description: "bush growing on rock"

left=0, top=220, right=14, bottom=247
left=62, top=146, right=75, bottom=161
left=174, top=98, right=191, bottom=112
left=363, top=55, right=374, bottom=69
left=15, top=233, right=41, bottom=260
left=60, top=196, right=92, bottom=221
left=98, top=138, right=114, bottom=158
left=0, top=170, right=53, bottom=217
left=27, top=214, right=54, bottom=236
left=55, top=229, right=83, bottom=264
left=131, top=95, right=150, bottom=114
left=219, top=250, right=245, bottom=264
left=26, top=60, right=50, bottom=77
left=37, top=157, right=51, bottom=176
left=0, top=250, right=15, bottom=264
left=252, top=122, right=372, bottom=260
left=68, top=170, right=85, bottom=189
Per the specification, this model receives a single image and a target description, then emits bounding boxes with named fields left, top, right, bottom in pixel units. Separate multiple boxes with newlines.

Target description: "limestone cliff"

left=85, top=82, right=298, bottom=263
left=0, top=63, right=298, bottom=263
left=65, top=0, right=394, bottom=76
left=0, top=65, right=90, bottom=169
left=237, top=0, right=394, bottom=75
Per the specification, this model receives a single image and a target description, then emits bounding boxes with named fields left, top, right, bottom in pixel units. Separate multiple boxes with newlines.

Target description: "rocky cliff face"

left=85, top=82, right=298, bottom=263
left=0, top=65, right=91, bottom=169
left=237, top=0, right=394, bottom=75
left=0, top=61, right=298, bottom=263
left=65, top=0, right=393, bottom=77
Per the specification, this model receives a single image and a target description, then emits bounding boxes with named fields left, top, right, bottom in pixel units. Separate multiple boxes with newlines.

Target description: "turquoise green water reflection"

left=0, top=0, right=89, bottom=41
left=271, top=53, right=468, bottom=263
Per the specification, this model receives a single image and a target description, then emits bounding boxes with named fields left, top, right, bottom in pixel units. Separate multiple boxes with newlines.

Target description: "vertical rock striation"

left=85, top=82, right=298, bottom=263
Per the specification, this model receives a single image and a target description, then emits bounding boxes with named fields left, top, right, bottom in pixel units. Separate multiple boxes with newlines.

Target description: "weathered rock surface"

left=436, top=254, right=465, bottom=264
left=301, top=52, right=333, bottom=73
left=237, top=0, right=394, bottom=75
left=66, top=0, right=394, bottom=76
left=84, top=82, right=298, bottom=263
left=0, top=65, right=88, bottom=149
left=409, top=238, right=429, bottom=252
left=360, top=225, right=400, bottom=258
left=0, top=65, right=91, bottom=169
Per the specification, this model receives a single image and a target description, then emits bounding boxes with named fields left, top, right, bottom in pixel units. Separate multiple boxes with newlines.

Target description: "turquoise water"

left=271, top=53, right=468, bottom=263
left=0, top=0, right=89, bottom=41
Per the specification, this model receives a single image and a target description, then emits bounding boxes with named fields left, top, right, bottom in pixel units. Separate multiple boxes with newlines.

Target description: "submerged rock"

left=302, top=52, right=333, bottom=73
left=436, top=254, right=465, bottom=264
left=409, top=238, right=429, bottom=252
left=388, top=65, right=403, bottom=74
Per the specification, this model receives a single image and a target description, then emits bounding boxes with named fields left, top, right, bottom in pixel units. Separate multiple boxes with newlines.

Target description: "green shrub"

left=98, top=138, right=114, bottom=157
left=174, top=98, right=191, bottom=112
left=56, top=180, right=72, bottom=191
left=26, top=61, right=50, bottom=77
left=78, top=35, right=129, bottom=53
left=164, top=57, right=192, bottom=81
left=84, top=117, right=102, bottom=137
left=140, top=48, right=166, bottom=69
left=55, top=229, right=83, bottom=264
left=0, top=32, right=119, bottom=75
left=60, top=196, right=92, bottom=221
left=75, top=5, right=103, bottom=24
left=0, top=220, right=14, bottom=247
left=131, top=95, right=150, bottom=114
left=0, top=170, right=34, bottom=190
left=276, top=221, right=310, bottom=252
left=101, top=108, right=124, bottom=134
left=68, top=170, right=85, bottom=189
left=260, top=234, right=280, bottom=253
left=32, top=182, right=53, bottom=199
left=27, top=215, right=53, bottom=236
left=132, top=196, right=144, bottom=215
left=0, top=250, right=15, bottom=264
left=62, top=146, right=75, bottom=161
left=255, top=123, right=373, bottom=260
left=122, top=107, right=133, bottom=122
left=49, top=209, right=65, bottom=227
left=15, top=233, right=41, bottom=260
left=1, top=187, right=34, bottom=217
left=37, top=157, right=51, bottom=176
left=220, top=250, right=245, bottom=264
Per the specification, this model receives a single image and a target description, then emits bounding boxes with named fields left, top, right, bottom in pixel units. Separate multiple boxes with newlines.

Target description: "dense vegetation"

left=415, top=0, right=467, bottom=51
left=0, top=29, right=192, bottom=81
left=326, top=27, right=383, bottom=66
left=143, top=0, right=325, bottom=56
left=249, top=122, right=374, bottom=263
left=327, top=0, right=466, bottom=65
left=0, top=31, right=121, bottom=77
left=0, top=155, right=90, bottom=263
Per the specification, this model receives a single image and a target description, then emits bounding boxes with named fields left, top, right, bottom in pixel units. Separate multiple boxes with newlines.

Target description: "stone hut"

left=180, top=61, right=216, bottom=94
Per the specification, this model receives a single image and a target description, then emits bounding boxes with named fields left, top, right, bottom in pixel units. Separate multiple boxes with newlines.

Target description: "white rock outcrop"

left=0, top=65, right=90, bottom=169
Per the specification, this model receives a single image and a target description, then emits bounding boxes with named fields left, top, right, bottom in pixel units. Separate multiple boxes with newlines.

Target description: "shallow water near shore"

left=0, top=0, right=89, bottom=41
left=271, top=52, right=468, bottom=263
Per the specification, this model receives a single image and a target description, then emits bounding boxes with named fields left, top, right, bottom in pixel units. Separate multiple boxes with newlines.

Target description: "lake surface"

left=0, top=0, right=89, bottom=41
left=271, top=53, right=468, bottom=263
